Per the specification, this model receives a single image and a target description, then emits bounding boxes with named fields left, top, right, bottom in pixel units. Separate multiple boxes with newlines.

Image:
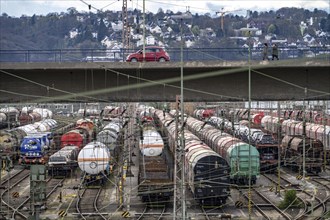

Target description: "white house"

left=136, top=35, right=156, bottom=47
left=111, top=21, right=123, bottom=32
left=69, top=29, right=79, bottom=39
left=92, top=32, right=98, bottom=39
left=150, top=25, right=162, bottom=34
left=76, top=15, right=84, bottom=22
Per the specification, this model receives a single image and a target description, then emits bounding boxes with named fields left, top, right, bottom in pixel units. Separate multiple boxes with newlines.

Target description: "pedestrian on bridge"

left=272, top=43, right=279, bottom=60
left=262, top=43, right=269, bottom=60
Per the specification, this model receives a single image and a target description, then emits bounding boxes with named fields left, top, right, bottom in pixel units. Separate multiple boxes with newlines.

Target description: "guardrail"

left=0, top=47, right=329, bottom=63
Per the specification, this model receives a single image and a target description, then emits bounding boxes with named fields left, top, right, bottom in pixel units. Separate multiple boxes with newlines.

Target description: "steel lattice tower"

left=122, top=0, right=130, bottom=50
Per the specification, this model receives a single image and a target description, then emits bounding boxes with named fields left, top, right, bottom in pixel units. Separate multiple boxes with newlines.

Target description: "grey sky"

left=1, top=0, right=329, bottom=17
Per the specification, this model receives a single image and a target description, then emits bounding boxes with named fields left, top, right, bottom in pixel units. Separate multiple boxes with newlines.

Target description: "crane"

left=216, top=8, right=242, bottom=32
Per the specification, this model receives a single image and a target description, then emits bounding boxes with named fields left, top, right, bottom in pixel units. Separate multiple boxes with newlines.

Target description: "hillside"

left=0, top=7, right=329, bottom=50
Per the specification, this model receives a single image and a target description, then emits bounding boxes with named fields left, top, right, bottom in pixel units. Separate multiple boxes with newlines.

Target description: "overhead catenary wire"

left=0, top=69, right=107, bottom=102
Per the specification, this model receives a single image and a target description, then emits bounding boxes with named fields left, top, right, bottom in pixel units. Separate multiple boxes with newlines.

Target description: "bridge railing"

left=0, top=47, right=329, bottom=63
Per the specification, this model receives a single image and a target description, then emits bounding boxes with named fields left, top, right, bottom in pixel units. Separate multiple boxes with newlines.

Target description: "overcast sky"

left=1, top=0, right=329, bottom=17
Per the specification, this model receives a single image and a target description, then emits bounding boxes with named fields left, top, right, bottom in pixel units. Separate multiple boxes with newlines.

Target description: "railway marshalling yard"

left=1, top=139, right=330, bottom=220
left=1, top=111, right=330, bottom=220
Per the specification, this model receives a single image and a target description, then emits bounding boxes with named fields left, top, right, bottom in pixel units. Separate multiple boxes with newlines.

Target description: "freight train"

left=0, top=119, right=57, bottom=161
left=60, top=119, right=95, bottom=149
left=227, top=108, right=329, bottom=169
left=152, top=109, right=231, bottom=206
left=232, top=108, right=330, bottom=126
left=0, top=107, right=53, bottom=129
left=185, top=116, right=260, bottom=185
left=76, top=116, right=123, bottom=186
left=261, top=116, right=330, bottom=168
left=281, top=135, right=323, bottom=173
left=137, top=107, right=173, bottom=204
left=207, top=115, right=278, bottom=173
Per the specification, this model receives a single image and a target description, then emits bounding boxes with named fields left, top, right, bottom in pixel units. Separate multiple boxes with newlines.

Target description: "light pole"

left=240, top=27, right=257, bottom=220
left=171, top=12, right=192, bottom=220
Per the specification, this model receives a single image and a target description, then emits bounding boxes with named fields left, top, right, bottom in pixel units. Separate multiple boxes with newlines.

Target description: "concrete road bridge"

left=0, top=59, right=329, bottom=103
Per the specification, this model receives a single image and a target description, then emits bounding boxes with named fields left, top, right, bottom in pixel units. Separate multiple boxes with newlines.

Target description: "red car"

left=126, top=46, right=170, bottom=62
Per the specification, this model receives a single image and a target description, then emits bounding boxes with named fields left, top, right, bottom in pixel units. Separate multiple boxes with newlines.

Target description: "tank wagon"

left=18, top=112, right=42, bottom=127
left=139, top=123, right=163, bottom=157
left=0, top=107, right=53, bottom=129
left=137, top=118, right=173, bottom=204
left=19, top=107, right=53, bottom=125
left=78, top=141, right=111, bottom=186
left=48, top=145, right=80, bottom=177
left=96, top=119, right=123, bottom=162
left=0, top=107, right=20, bottom=129
left=60, top=119, right=94, bottom=149
left=77, top=108, right=101, bottom=118
left=185, top=116, right=260, bottom=185
left=153, top=109, right=230, bottom=206
left=193, top=108, right=215, bottom=121
left=103, top=106, right=124, bottom=120
left=97, top=119, right=122, bottom=151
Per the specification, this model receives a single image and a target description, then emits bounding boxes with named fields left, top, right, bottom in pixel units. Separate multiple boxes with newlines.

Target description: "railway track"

left=239, top=187, right=292, bottom=220
left=200, top=206, right=232, bottom=220
left=1, top=170, right=64, bottom=220
left=75, top=187, right=107, bottom=220
left=264, top=172, right=328, bottom=220
left=0, top=169, right=30, bottom=219
left=136, top=204, right=167, bottom=220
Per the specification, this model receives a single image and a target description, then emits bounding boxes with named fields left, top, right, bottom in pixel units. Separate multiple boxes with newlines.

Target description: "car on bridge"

left=126, top=46, right=170, bottom=62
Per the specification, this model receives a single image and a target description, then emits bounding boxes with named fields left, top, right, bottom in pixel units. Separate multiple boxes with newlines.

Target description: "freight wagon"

left=186, top=116, right=260, bottom=184
left=48, top=145, right=80, bottom=177
left=137, top=118, right=173, bottom=204
left=152, top=109, right=230, bottom=206
left=78, top=141, right=111, bottom=186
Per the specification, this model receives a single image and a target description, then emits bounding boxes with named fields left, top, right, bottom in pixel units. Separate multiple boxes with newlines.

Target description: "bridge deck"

left=0, top=60, right=329, bottom=103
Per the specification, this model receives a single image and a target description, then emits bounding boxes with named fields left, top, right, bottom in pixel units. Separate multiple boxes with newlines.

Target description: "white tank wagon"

left=139, top=125, right=164, bottom=157
left=78, top=142, right=111, bottom=186
left=96, top=121, right=122, bottom=151
left=33, top=108, right=53, bottom=119
left=33, top=119, right=58, bottom=132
